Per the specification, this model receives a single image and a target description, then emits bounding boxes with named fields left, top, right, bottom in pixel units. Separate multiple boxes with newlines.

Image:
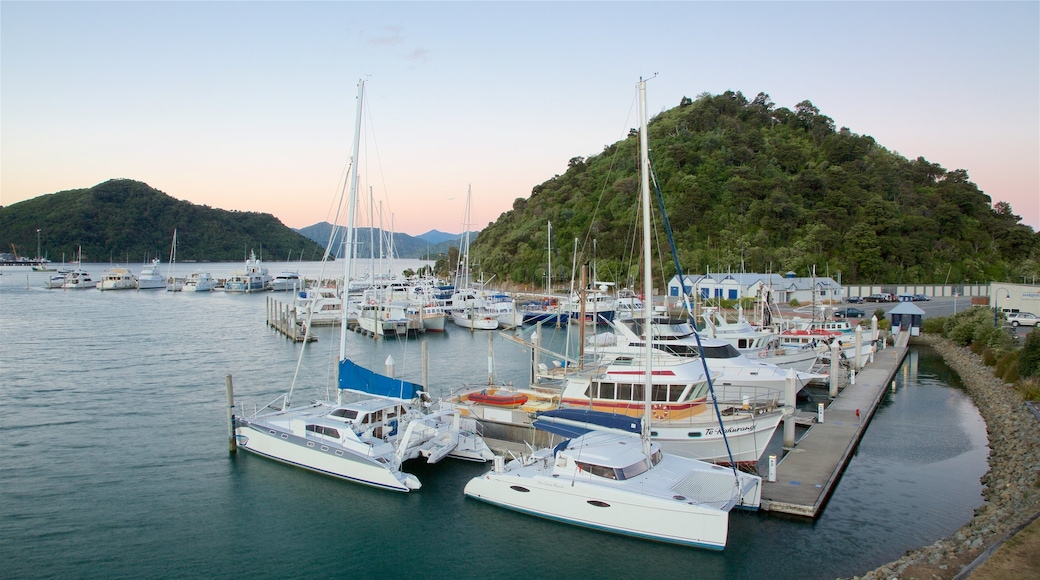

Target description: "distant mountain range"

left=294, top=222, right=479, bottom=259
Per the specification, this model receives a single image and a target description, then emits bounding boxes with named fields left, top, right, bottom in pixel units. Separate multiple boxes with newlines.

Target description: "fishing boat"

left=464, top=79, right=761, bottom=549
left=235, top=80, right=493, bottom=492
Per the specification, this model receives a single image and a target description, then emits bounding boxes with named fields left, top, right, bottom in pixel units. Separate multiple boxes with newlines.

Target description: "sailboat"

left=450, top=187, right=500, bottom=330
left=234, top=80, right=494, bottom=492
left=166, top=229, right=183, bottom=291
left=464, top=78, right=761, bottom=549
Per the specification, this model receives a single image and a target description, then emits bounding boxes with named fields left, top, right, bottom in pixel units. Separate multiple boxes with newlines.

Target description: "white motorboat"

left=97, top=267, right=137, bottom=291
left=270, top=270, right=302, bottom=292
left=464, top=79, right=761, bottom=549
left=293, top=285, right=343, bottom=326
left=356, top=300, right=418, bottom=337
left=61, top=269, right=95, bottom=290
left=182, top=272, right=216, bottom=292
left=236, top=80, right=493, bottom=492
left=590, top=316, right=824, bottom=403
left=451, top=306, right=499, bottom=330
left=563, top=283, right=617, bottom=325
left=137, top=258, right=166, bottom=290
left=45, top=273, right=67, bottom=289
left=700, top=310, right=821, bottom=372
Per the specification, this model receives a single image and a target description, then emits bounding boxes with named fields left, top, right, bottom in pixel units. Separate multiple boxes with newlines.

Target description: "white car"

left=1007, top=312, right=1039, bottom=327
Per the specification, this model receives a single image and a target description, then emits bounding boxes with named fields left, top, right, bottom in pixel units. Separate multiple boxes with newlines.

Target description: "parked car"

left=1007, top=312, right=1039, bottom=327
left=846, top=296, right=863, bottom=304
left=896, top=294, right=915, bottom=302
left=913, top=294, right=931, bottom=301
left=834, top=307, right=865, bottom=318
left=865, top=293, right=894, bottom=303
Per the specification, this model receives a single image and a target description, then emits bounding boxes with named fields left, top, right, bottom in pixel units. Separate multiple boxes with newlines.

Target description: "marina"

left=0, top=265, right=990, bottom=578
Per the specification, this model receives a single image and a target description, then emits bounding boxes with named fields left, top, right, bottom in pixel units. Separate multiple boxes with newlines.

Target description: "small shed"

left=889, top=301, right=925, bottom=336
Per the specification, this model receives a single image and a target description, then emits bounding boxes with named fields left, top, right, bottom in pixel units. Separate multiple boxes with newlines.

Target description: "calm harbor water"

left=0, top=263, right=988, bottom=579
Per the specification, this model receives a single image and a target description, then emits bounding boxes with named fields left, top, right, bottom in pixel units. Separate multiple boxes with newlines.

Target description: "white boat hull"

left=464, top=440, right=748, bottom=550
left=452, top=312, right=499, bottom=330
left=236, top=420, right=418, bottom=492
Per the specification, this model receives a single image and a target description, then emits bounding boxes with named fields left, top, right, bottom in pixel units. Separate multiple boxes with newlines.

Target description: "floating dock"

left=760, top=340, right=908, bottom=517
left=266, top=296, right=316, bottom=342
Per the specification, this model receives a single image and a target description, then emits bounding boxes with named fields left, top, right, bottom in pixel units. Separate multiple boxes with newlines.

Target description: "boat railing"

left=709, top=385, right=782, bottom=414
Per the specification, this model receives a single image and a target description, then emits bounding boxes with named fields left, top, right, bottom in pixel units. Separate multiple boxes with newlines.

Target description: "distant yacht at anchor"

left=224, top=250, right=271, bottom=292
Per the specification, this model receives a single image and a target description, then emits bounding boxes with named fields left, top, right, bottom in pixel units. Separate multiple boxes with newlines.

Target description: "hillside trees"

left=471, top=90, right=1039, bottom=289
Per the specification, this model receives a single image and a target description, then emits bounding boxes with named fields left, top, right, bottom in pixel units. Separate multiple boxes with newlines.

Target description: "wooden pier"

left=760, top=341, right=908, bottom=517
left=266, top=296, right=316, bottom=342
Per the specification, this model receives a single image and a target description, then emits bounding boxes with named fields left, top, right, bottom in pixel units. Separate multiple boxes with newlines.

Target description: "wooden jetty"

left=760, top=338, right=909, bottom=517
left=266, top=296, right=316, bottom=342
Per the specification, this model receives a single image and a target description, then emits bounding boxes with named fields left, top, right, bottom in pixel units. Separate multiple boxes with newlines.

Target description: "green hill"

left=472, top=91, right=1040, bottom=287
left=0, top=179, right=326, bottom=263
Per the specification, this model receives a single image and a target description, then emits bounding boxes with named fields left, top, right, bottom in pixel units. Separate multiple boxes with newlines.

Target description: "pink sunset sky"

left=2, top=2, right=1037, bottom=234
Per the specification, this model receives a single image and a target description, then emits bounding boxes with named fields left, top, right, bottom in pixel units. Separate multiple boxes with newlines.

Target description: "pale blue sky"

left=3, top=1, right=1038, bottom=234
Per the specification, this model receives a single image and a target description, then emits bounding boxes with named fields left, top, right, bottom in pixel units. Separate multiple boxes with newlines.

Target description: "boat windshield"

left=699, top=344, right=743, bottom=359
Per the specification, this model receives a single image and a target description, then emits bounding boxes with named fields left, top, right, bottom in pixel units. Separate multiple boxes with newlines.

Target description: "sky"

left=2, top=1, right=1038, bottom=235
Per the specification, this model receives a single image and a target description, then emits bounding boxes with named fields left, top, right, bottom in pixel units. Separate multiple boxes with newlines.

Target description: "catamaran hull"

left=235, top=422, right=418, bottom=492
left=465, top=472, right=730, bottom=549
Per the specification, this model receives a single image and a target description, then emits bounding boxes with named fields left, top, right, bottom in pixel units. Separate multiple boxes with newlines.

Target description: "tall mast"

left=639, top=77, right=653, bottom=458
left=339, top=79, right=364, bottom=360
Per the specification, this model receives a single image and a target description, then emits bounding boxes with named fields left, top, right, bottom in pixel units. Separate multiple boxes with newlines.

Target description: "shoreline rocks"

left=851, top=334, right=1040, bottom=579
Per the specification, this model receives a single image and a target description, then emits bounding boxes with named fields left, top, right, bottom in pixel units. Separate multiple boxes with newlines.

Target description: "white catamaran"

left=234, top=80, right=493, bottom=492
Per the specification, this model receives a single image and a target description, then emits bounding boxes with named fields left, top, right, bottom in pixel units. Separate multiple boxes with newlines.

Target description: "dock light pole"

left=994, top=288, right=1011, bottom=328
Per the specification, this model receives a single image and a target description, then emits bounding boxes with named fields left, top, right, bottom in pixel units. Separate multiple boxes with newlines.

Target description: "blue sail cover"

left=338, top=359, right=423, bottom=401
left=533, top=409, right=642, bottom=438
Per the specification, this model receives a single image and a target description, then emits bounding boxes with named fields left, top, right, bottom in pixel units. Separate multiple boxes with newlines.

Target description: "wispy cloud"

left=366, top=26, right=404, bottom=47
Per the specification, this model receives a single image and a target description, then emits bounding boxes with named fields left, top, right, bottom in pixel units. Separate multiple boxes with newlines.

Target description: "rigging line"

left=572, top=89, right=642, bottom=269
left=648, top=148, right=741, bottom=477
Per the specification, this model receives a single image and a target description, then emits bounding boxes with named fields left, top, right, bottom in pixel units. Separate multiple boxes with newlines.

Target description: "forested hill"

left=0, top=179, right=326, bottom=263
left=474, top=91, right=1040, bottom=287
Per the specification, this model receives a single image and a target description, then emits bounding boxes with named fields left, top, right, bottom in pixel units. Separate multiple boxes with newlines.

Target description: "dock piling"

left=225, top=374, right=237, bottom=453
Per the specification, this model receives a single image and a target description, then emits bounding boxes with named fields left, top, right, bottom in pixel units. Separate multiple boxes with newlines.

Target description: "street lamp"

left=994, top=288, right=1011, bottom=328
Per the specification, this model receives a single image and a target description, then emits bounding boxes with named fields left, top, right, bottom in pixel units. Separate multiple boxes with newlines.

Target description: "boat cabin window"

left=575, top=461, right=618, bottom=480
left=651, top=385, right=684, bottom=402
left=617, top=455, right=655, bottom=480
left=331, top=408, right=359, bottom=420
left=306, top=424, right=341, bottom=439
left=590, top=382, right=643, bottom=401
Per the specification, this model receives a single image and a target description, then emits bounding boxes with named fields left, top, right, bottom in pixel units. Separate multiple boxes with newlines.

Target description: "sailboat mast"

left=547, top=221, right=552, bottom=295
left=639, top=77, right=653, bottom=458
left=340, top=79, right=365, bottom=361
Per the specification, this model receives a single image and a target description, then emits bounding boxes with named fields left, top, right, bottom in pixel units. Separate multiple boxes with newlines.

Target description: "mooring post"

left=829, top=341, right=840, bottom=398
left=225, top=374, right=237, bottom=453
left=783, top=368, right=796, bottom=448
left=854, top=326, right=864, bottom=370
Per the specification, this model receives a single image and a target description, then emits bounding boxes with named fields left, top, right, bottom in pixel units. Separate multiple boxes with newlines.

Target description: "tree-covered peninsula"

left=0, top=179, right=326, bottom=263
left=472, top=92, right=1039, bottom=288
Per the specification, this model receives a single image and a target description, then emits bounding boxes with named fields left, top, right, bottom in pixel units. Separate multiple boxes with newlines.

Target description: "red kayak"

left=467, top=391, right=529, bottom=408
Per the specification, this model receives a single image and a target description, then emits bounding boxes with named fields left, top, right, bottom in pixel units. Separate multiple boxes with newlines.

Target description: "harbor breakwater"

left=853, top=334, right=1040, bottom=579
